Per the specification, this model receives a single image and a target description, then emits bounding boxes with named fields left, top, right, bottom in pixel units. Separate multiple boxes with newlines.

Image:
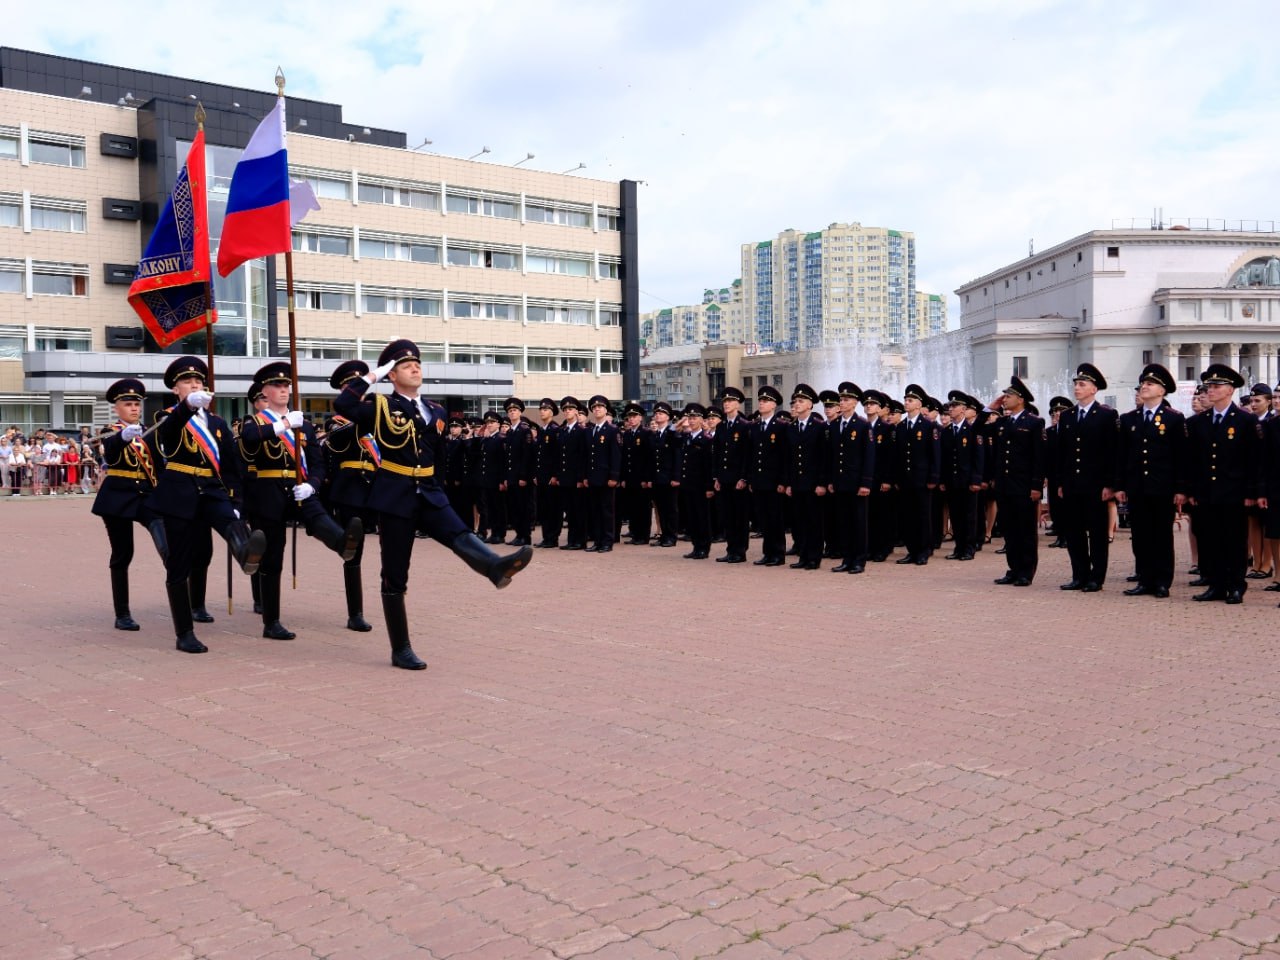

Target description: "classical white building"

left=952, top=225, right=1280, bottom=404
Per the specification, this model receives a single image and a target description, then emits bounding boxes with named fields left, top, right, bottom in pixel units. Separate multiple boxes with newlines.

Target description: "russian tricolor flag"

left=217, top=97, right=291, bottom=277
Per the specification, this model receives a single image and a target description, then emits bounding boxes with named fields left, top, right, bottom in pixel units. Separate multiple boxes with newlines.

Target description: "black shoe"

left=560, top=543, right=584, bottom=551
left=114, top=615, right=140, bottom=631
left=507, top=537, right=530, bottom=547
left=727, top=555, right=746, bottom=563
left=192, top=607, right=215, bottom=623
left=1246, top=569, right=1272, bottom=580
left=765, top=557, right=785, bottom=567
left=1189, top=577, right=1210, bottom=587
left=175, top=632, right=207, bottom=654
left=252, top=602, right=263, bottom=615
left=583, top=544, right=600, bottom=553
left=831, top=563, right=851, bottom=573
left=1193, top=588, right=1224, bottom=602
left=1123, top=585, right=1152, bottom=596
left=994, top=546, right=1007, bottom=555
left=1060, top=580, right=1084, bottom=591
left=1013, top=578, right=1032, bottom=586
left=346, top=614, right=373, bottom=632
left=848, top=564, right=865, bottom=574
left=1081, top=582, right=1102, bottom=593
left=914, top=557, right=928, bottom=566
left=596, top=544, right=613, bottom=553
left=803, top=561, right=821, bottom=570
left=958, top=553, right=975, bottom=561
left=789, top=560, right=808, bottom=569
left=683, top=550, right=708, bottom=559
left=534, top=540, right=557, bottom=548
left=895, top=556, right=915, bottom=565
left=1188, top=565, right=1200, bottom=575
left=263, top=621, right=296, bottom=640
left=659, top=538, right=678, bottom=547
left=994, top=575, right=1016, bottom=585
left=1152, top=586, right=1170, bottom=598
left=944, top=552, right=960, bottom=560
left=715, top=554, right=734, bottom=562
left=870, top=553, right=889, bottom=563
left=392, top=647, right=428, bottom=669
left=1225, top=590, right=1244, bottom=605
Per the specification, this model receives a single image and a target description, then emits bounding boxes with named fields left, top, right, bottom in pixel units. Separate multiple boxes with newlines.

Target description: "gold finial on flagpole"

left=194, top=101, right=206, bottom=130
left=275, top=67, right=285, bottom=96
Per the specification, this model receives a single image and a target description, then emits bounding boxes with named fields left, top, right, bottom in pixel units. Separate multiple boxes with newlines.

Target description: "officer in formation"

left=332, top=339, right=533, bottom=669
left=93, top=378, right=169, bottom=631
left=149, top=356, right=267, bottom=654
left=238, top=361, right=364, bottom=640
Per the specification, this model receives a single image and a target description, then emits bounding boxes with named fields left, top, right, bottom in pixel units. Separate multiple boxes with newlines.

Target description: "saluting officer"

left=650, top=402, right=681, bottom=547
left=150, top=356, right=266, bottom=654
left=1186, top=363, right=1261, bottom=604
left=827, top=381, right=875, bottom=574
left=323, top=359, right=381, bottom=631
left=1115, top=363, right=1187, bottom=599
left=991, top=376, right=1046, bottom=587
left=895, top=384, right=942, bottom=565
left=503, top=398, right=535, bottom=546
left=238, top=361, right=364, bottom=640
left=333, top=339, right=533, bottom=669
left=676, top=403, right=714, bottom=559
left=749, top=385, right=790, bottom=566
left=713, top=386, right=752, bottom=563
left=92, top=378, right=168, bottom=631
left=532, top=398, right=563, bottom=548
left=786, top=383, right=829, bottom=570
left=1056, top=363, right=1119, bottom=593
left=940, top=390, right=985, bottom=561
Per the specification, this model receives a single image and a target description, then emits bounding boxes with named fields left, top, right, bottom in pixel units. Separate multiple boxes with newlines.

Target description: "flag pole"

left=278, top=67, right=301, bottom=590
left=196, top=101, right=233, bottom=615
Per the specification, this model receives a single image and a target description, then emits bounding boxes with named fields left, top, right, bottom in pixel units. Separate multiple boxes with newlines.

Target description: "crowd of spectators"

left=1, top=425, right=99, bottom=496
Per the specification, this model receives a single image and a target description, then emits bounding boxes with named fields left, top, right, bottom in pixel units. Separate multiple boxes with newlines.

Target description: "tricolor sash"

left=185, top=412, right=221, bottom=475
left=359, top=434, right=382, bottom=467
left=258, top=408, right=306, bottom=479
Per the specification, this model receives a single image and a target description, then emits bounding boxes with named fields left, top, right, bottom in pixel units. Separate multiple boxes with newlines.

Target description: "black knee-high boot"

left=344, top=563, right=372, bottom=632
left=449, top=531, right=533, bottom=589
left=260, top=572, right=295, bottom=640
left=111, top=566, right=139, bottom=631
left=166, top=580, right=206, bottom=654
left=381, top=592, right=425, bottom=670
left=188, top=566, right=214, bottom=623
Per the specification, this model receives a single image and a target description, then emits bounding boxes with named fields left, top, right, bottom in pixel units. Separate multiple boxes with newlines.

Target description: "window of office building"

left=35, top=330, right=91, bottom=351
left=451, top=299, right=515, bottom=320
left=293, top=230, right=351, bottom=256
left=445, top=191, right=517, bottom=219
left=0, top=128, right=17, bottom=161
left=525, top=201, right=590, bottom=228
left=0, top=267, right=21, bottom=293
left=280, top=287, right=353, bottom=312
left=599, top=307, right=621, bottom=327
left=32, top=266, right=88, bottom=296
left=597, top=207, right=621, bottom=231
left=527, top=303, right=591, bottom=325
left=359, top=236, right=441, bottom=264
left=362, top=291, right=441, bottom=316
left=526, top=253, right=591, bottom=277
left=29, top=132, right=86, bottom=168
left=295, top=173, right=351, bottom=201
left=598, top=258, right=621, bottom=280
left=30, top=199, right=87, bottom=233
left=0, top=196, right=19, bottom=227
left=446, top=247, right=518, bottom=270
left=357, top=182, right=439, bottom=210
left=600, top=356, right=622, bottom=375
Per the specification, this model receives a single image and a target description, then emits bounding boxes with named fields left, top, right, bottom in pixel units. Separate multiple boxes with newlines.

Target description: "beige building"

left=740, top=222, right=917, bottom=350
left=912, top=291, right=947, bottom=341
left=639, top=280, right=746, bottom=349
left=0, top=48, right=638, bottom=429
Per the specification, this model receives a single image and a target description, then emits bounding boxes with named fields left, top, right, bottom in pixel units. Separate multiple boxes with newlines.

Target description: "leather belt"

left=339, top=460, right=376, bottom=472
left=166, top=463, right=215, bottom=477
left=106, top=469, right=149, bottom=480
left=255, top=469, right=298, bottom=479
left=379, top=461, right=435, bottom=478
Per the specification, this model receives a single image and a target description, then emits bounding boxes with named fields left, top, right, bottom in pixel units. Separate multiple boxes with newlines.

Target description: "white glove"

left=120, top=423, right=143, bottom=441
left=292, top=482, right=315, bottom=502
left=186, top=390, right=213, bottom=410
left=233, top=509, right=241, bottom=519
left=370, top=359, right=396, bottom=382
left=273, top=411, right=305, bottom=434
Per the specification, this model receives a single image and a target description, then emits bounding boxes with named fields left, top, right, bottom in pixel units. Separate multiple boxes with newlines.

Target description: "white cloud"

left=9, top=0, right=1280, bottom=324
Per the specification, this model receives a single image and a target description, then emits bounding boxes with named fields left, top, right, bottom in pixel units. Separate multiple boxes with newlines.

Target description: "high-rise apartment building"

left=740, top=222, right=917, bottom=350
left=639, top=280, right=745, bottom=349
left=912, top=291, right=947, bottom=341
left=0, top=48, right=639, bottom=429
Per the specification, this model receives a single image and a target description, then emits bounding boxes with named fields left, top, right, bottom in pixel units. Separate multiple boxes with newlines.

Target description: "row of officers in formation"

left=92, top=339, right=1272, bottom=671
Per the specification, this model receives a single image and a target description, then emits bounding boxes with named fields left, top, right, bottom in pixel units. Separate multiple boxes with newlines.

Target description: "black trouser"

left=161, top=496, right=238, bottom=584
left=479, top=487, right=505, bottom=539
left=1197, top=502, right=1248, bottom=594
left=506, top=483, right=531, bottom=540
left=931, top=488, right=946, bottom=549
left=587, top=485, right=615, bottom=548
left=868, top=489, right=895, bottom=558
left=102, top=506, right=159, bottom=571
left=653, top=483, right=677, bottom=542
left=753, top=485, right=786, bottom=561
left=446, top=483, right=474, bottom=531
left=1127, top=494, right=1175, bottom=589
left=680, top=486, right=710, bottom=553
left=378, top=492, right=470, bottom=595
left=565, top=485, right=588, bottom=546
left=997, top=493, right=1039, bottom=582
left=899, top=486, right=932, bottom=560
left=718, top=485, right=749, bottom=557
left=624, top=484, right=651, bottom=541
left=791, top=490, right=825, bottom=565
left=946, top=486, right=977, bottom=557
left=1060, top=492, right=1110, bottom=584
left=832, top=491, right=868, bottom=566
left=536, top=482, right=562, bottom=544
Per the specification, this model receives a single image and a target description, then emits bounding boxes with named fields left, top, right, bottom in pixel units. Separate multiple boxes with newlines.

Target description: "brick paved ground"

left=1, top=494, right=1277, bottom=959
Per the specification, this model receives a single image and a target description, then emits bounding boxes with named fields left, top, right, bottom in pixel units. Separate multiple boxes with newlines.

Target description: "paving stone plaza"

left=2, top=497, right=1277, bottom=959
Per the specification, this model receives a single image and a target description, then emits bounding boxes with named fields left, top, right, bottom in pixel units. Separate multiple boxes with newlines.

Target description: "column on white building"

left=1229, top=342, right=1242, bottom=377
left=1197, top=343, right=1212, bottom=377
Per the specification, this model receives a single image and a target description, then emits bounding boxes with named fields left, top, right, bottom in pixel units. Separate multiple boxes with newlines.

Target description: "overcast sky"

left=11, top=0, right=1280, bottom=324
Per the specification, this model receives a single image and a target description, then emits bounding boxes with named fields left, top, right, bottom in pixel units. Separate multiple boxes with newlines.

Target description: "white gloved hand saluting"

left=292, top=482, right=315, bottom=502
left=186, top=390, right=213, bottom=410
left=120, top=423, right=143, bottom=441
left=370, top=359, right=396, bottom=383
